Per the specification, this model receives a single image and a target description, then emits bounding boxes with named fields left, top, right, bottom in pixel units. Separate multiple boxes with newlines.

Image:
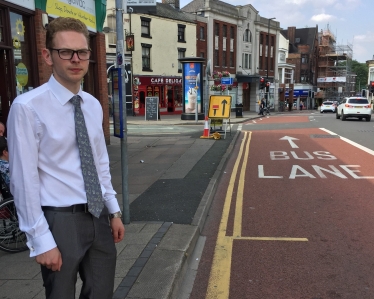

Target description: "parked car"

left=336, top=97, right=371, bottom=121
left=320, top=101, right=336, bottom=113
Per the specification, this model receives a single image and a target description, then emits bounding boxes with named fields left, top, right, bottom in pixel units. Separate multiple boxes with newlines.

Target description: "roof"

left=146, top=2, right=203, bottom=24
left=181, top=0, right=205, bottom=13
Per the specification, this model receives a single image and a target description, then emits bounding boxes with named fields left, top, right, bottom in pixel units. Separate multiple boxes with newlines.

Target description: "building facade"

left=280, top=26, right=319, bottom=107
left=104, top=0, right=200, bottom=116
left=182, top=0, right=280, bottom=112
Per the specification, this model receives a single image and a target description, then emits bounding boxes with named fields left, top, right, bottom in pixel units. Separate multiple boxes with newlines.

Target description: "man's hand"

left=35, top=247, right=62, bottom=271
left=110, top=218, right=125, bottom=243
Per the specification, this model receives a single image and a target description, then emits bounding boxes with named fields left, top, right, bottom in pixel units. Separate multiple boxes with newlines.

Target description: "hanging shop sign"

left=46, top=0, right=97, bottom=32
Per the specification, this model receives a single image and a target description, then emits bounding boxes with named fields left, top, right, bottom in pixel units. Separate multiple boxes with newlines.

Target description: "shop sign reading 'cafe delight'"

left=138, top=76, right=182, bottom=85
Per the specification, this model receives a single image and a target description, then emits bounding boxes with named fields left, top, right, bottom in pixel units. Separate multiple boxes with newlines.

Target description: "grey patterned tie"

left=71, top=95, right=104, bottom=218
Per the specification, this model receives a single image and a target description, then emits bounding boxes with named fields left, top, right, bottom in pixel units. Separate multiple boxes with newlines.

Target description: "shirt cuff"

left=105, top=195, right=121, bottom=214
left=27, top=230, right=57, bottom=258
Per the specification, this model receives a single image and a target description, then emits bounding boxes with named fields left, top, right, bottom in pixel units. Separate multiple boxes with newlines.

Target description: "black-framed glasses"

left=49, top=48, right=92, bottom=60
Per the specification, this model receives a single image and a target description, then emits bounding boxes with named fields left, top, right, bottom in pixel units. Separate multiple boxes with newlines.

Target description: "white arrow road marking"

left=279, top=136, right=299, bottom=148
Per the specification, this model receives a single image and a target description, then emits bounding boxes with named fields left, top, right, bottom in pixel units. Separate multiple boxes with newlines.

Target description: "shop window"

left=141, top=43, right=152, bottom=71
left=10, top=12, right=34, bottom=96
left=141, top=17, right=151, bottom=38
left=178, top=24, right=185, bottom=42
left=0, top=10, right=4, bottom=43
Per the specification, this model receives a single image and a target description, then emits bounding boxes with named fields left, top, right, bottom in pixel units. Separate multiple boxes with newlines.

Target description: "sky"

left=174, top=0, right=372, bottom=64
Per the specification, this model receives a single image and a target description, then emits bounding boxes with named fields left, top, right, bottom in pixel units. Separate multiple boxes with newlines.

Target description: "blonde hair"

left=46, top=17, right=90, bottom=49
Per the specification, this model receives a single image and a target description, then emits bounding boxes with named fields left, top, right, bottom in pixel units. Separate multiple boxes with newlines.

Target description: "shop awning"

left=236, top=74, right=261, bottom=83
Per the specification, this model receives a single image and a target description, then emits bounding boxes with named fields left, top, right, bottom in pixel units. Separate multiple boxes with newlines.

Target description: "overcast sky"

left=175, top=0, right=372, bottom=64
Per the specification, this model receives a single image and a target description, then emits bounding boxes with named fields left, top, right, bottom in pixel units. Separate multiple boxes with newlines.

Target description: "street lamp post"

left=267, top=17, right=276, bottom=80
left=266, top=17, right=275, bottom=106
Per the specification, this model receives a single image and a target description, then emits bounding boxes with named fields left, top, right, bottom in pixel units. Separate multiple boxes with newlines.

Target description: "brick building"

left=280, top=26, right=319, bottom=106
left=0, top=0, right=110, bottom=142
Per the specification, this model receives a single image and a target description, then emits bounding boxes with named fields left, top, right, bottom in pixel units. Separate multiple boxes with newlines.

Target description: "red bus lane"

left=200, top=128, right=374, bottom=299
left=246, top=115, right=311, bottom=125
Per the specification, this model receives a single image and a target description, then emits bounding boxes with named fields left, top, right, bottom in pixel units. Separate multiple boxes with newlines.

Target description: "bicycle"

left=0, top=198, right=28, bottom=253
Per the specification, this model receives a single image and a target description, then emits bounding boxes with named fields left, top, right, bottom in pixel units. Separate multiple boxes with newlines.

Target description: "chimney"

left=288, top=26, right=296, bottom=44
left=162, top=0, right=180, bottom=9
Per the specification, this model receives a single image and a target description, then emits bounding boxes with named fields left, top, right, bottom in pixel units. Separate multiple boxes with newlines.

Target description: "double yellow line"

left=205, top=131, right=308, bottom=299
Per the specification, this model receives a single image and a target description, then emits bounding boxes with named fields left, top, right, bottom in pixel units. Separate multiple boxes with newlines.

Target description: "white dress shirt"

left=7, top=75, right=120, bottom=257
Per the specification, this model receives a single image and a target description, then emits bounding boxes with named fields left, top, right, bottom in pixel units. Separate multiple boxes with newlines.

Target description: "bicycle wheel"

left=0, top=198, right=28, bottom=253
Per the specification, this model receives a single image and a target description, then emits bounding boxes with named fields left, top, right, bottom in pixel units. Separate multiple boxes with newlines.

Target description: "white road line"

left=320, top=128, right=374, bottom=156
left=237, top=124, right=242, bottom=131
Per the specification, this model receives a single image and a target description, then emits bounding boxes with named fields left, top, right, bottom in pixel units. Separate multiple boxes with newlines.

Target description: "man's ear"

left=42, top=48, right=53, bottom=66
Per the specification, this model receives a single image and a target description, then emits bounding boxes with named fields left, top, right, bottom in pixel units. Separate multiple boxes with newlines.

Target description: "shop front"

left=0, top=0, right=37, bottom=126
left=133, top=75, right=183, bottom=116
left=0, top=0, right=110, bottom=141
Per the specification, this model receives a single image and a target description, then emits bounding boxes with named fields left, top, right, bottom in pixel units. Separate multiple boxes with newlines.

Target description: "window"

left=106, top=15, right=116, bottom=47
left=200, top=52, right=205, bottom=58
left=178, top=25, right=186, bottom=42
left=141, top=17, right=151, bottom=37
left=223, top=25, right=227, bottom=38
left=214, top=49, right=219, bottom=66
left=141, top=43, right=152, bottom=70
left=222, top=51, right=226, bottom=67
left=178, top=48, right=186, bottom=72
left=242, top=53, right=251, bottom=69
left=243, top=29, right=251, bottom=42
left=230, top=26, right=234, bottom=39
left=243, top=29, right=249, bottom=42
left=230, top=52, right=234, bottom=67
left=369, top=67, right=374, bottom=81
left=215, top=23, right=219, bottom=36
left=302, top=55, right=308, bottom=64
left=200, top=26, right=205, bottom=40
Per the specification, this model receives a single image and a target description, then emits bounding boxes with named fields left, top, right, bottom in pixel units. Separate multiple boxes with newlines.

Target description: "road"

left=188, top=112, right=374, bottom=299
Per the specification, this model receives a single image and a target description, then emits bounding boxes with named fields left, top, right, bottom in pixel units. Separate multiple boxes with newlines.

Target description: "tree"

left=350, top=60, right=368, bottom=91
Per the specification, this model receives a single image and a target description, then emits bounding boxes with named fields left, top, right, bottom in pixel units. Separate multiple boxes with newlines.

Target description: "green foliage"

left=351, top=60, right=368, bottom=91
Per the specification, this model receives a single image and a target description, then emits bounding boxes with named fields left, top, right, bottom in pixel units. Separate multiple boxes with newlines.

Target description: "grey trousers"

left=41, top=208, right=117, bottom=299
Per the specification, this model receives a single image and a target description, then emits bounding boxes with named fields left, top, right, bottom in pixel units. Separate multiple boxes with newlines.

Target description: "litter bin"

left=236, top=104, right=243, bottom=118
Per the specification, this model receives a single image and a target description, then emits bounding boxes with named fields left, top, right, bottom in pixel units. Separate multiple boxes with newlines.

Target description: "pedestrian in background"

left=7, top=17, right=124, bottom=299
left=0, top=122, right=5, bottom=136
left=300, top=100, right=303, bottom=111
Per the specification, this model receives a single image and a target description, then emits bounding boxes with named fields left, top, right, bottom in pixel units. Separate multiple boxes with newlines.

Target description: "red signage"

left=134, top=76, right=182, bottom=85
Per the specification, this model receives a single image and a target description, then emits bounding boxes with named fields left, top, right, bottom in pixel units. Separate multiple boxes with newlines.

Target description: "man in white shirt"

left=7, top=17, right=125, bottom=299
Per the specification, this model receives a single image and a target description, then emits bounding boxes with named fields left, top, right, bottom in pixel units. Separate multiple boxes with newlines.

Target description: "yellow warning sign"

left=208, top=95, right=232, bottom=118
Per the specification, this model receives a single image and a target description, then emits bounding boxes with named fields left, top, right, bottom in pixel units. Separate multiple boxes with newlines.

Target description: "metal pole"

left=116, top=0, right=130, bottom=224
left=266, top=18, right=275, bottom=106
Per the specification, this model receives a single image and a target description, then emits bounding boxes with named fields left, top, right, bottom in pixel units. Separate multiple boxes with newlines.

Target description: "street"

left=188, top=112, right=374, bottom=298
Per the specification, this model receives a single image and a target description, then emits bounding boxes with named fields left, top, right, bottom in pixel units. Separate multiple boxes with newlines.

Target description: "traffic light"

left=369, top=81, right=374, bottom=93
left=260, top=77, right=265, bottom=89
left=265, top=81, right=270, bottom=92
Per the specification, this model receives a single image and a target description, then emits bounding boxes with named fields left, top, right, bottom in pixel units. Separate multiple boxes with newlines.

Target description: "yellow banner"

left=46, top=0, right=96, bottom=32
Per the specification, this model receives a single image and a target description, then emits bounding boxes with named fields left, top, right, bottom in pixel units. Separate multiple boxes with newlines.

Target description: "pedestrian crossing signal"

left=260, top=77, right=265, bottom=89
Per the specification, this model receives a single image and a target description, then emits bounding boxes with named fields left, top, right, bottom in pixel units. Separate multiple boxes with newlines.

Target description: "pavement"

left=0, top=110, right=278, bottom=299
